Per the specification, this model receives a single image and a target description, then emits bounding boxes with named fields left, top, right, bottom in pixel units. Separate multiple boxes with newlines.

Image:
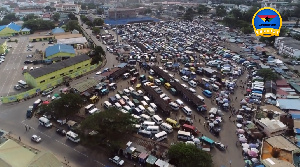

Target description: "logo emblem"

left=252, top=7, right=282, bottom=37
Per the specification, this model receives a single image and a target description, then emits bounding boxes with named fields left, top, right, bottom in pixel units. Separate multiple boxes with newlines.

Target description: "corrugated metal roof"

left=7, top=23, right=21, bottom=31
left=45, top=44, right=75, bottom=58
left=27, top=54, right=90, bottom=79
left=0, top=25, right=6, bottom=31
left=51, top=27, right=65, bottom=34
left=277, top=99, right=300, bottom=110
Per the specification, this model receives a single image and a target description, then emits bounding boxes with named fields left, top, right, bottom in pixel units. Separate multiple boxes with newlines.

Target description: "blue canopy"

left=296, top=128, right=300, bottom=134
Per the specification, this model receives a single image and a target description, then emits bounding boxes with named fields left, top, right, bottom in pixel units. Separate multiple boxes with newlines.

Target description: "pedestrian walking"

left=19, top=136, right=21, bottom=141
left=203, top=122, right=206, bottom=127
left=193, top=115, right=195, bottom=119
left=199, top=118, right=201, bottom=122
left=25, top=125, right=27, bottom=131
left=226, top=145, right=228, bottom=149
left=235, top=97, right=237, bottom=100
left=28, top=126, right=31, bottom=130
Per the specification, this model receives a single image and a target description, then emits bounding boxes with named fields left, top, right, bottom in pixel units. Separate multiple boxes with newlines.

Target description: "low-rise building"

left=55, top=3, right=81, bottom=14
left=254, top=118, right=287, bottom=137
left=24, top=54, right=91, bottom=88
left=0, top=22, right=22, bottom=37
left=275, top=37, right=300, bottom=58
left=108, top=8, right=137, bottom=19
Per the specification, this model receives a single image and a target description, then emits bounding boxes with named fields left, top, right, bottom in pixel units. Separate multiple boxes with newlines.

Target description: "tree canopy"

left=257, top=69, right=279, bottom=82
left=66, top=20, right=81, bottom=32
left=216, top=5, right=226, bottom=17
left=23, top=19, right=55, bottom=32
left=39, top=93, right=84, bottom=118
left=80, top=108, right=135, bottom=150
left=93, top=27, right=100, bottom=34
left=3, top=13, right=18, bottom=21
left=68, top=13, right=78, bottom=20
left=198, top=5, right=209, bottom=15
left=168, top=143, right=213, bottom=167
left=93, top=18, right=104, bottom=26
left=23, top=14, right=38, bottom=21
left=52, top=13, right=60, bottom=21
left=259, top=27, right=289, bottom=45
left=90, top=46, right=105, bottom=65
left=183, top=8, right=195, bottom=21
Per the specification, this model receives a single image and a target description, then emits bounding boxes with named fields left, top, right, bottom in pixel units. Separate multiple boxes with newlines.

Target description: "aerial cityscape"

left=0, top=0, right=300, bottom=167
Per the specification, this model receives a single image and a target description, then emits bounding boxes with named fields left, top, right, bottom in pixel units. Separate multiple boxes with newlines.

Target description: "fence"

left=1, top=63, right=101, bottom=104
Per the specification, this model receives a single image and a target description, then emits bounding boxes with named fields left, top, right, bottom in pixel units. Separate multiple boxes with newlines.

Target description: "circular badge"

left=252, top=7, right=282, bottom=37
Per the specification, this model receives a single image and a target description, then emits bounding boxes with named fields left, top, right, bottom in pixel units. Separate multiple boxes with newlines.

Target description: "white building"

left=55, top=3, right=81, bottom=14
left=261, top=0, right=289, bottom=11
left=238, top=5, right=250, bottom=12
left=275, top=37, right=300, bottom=58
left=99, top=4, right=116, bottom=18
left=14, top=8, right=44, bottom=17
left=254, top=118, right=287, bottom=137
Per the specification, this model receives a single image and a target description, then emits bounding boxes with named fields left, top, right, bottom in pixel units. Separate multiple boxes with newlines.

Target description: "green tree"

left=0, top=7, right=8, bottom=13
left=68, top=13, right=78, bottom=20
left=97, top=8, right=104, bottom=15
left=80, top=15, right=89, bottom=23
left=230, top=8, right=242, bottom=19
left=216, top=5, right=226, bottom=17
left=259, top=27, right=289, bottom=45
left=183, top=8, right=195, bottom=21
left=23, top=19, right=55, bottom=32
left=168, top=143, right=213, bottom=167
left=23, top=14, right=38, bottom=21
left=93, top=27, right=100, bottom=34
left=66, top=20, right=81, bottom=31
left=93, top=18, right=104, bottom=26
left=4, top=13, right=18, bottom=21
left=80, top=108, right=135, bottom=150
left=86, top=21, right=93, bottom=27
left=198, top=5, right=209, bottom=15
left=40, top=93, right=84, bottom=118
left=243, top=6, right=259, bottom=22
left=257, top=69, right=279, bottom=82
left=52, top=13, right=60, bottom=21
left=91, top=46, right=105, bottom=64
left=178, top=6, right=185, bottom=11
left=0, top=19, right=10, bottom=25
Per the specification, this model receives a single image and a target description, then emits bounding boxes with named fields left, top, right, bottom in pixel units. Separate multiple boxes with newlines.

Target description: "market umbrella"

left=53, top=93, right=59, bottom=97
left=242, top=143, right=250, bottom=148
left=237, top=115, right=243, bottom=119
left=236, top=129, right=245, bottom=134
left=223, top=103, right=229, bottom=107
left=249, top=144, right=258, bottom=148
left=209, top=123, right=214, bottom=127
left=243, top=148, right=249, bottom=152
left=238, top=134, right=246, bottom=138
left=239, top=137, right=247, bottom=143
left=210, top=114, right=214, bottom=118
left=43, top=101, right=50, bottom=105
left=236, top=123, right=243, bottom=128
left=251, top=158, right=259, bottom=163
left=247, top=150, right=258, bottom=157
left=246, top=89, right=251, bottom=92
left=251, top=148, right=259, bottom=153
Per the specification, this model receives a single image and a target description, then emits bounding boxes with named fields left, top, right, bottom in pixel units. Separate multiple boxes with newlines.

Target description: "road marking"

left=94, top=160, right=106, bottom=166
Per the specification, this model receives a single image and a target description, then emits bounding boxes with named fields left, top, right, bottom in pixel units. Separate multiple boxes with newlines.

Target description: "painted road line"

left=94, top=160, right=106, bottom=166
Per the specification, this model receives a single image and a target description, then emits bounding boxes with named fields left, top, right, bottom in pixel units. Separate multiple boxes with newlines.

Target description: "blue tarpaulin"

left=291, top=114, right=300, bottom=119
left=296, top=128, right=300, bottom=134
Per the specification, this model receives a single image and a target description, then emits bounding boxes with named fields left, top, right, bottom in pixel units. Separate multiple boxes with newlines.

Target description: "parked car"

left=215, top=142, right=225, bottom=151
left=31, top=135, right=42, bottom=143
left=14, top=85, right=21, bottom=90
left=109, top=156, right=124, bottom=166
left=27, top=54, right=33, bottom=58
left=56, top=128, right=66, bottom=136
left=24, top=60, right=33, bottom=64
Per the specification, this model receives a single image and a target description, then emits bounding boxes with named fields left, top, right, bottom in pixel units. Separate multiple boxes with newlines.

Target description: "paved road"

left=0, top=20, right=121, bottom=167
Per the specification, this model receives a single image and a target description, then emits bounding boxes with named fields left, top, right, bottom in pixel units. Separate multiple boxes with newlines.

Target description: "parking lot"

left=0, top=36, right=47, bottom=97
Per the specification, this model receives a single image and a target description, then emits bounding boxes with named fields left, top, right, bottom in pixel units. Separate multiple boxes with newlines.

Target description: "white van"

left=169, top=102, right=179, bottom=110
left=127, top=101, right=135, bottom=108
left=160, top=123, right=173, bottom=133
left=85, top=104, right=95, bottom=113
left=189, top=88, right=196, bottom=94
left=138, top=105, right=146, bottom=113
left=115, top=94, right=121, bottom=100
left=104, top=101, right=112, bottom=108
left=197, top=95, right=205, bottom=102
left=146, top=126, right=160, bottom=134
left=89, top=108, right=100, bottom=114
left=211, top=84, right=219, bottom=91
left=123, top=89, right=130, bottom=96
left=209, top=78, right=216, bottom=83
left=147, top=107, right=155, bottom=116
left=140, top=114, right=151, bottom=121
left=128, top=87, right=134, bottom=92
left=143, top=96, right=150, bottom=103
left=154, top=79, right=161, bottom=85
left=152, top=115, right=162, bottom=125
left=141, top=121, right=156, bottom=129
left=141, top=101, right=149, bottom=108
left=149, top=103, right=157, bottom=111
left=66, top=131, right=80, bottom=143
left=177, top=130, right=193, bottom=141
left=138, top=129, right=152, bottom=138
left=153, top=131, right=167, bottom=141
left=250, top=93, right=262, bottom=99
left=188, top=80, right=197, bottom=88
left=175, top=99, right=184, bottom=108
left=202, top=78, right=209, bottom=83
left=123, top=105, right=131, bottom=112
left=114, top=102, right=122, bottom=110
left=131, top=114, right=141, bottom=122
left=18, top=80, right=29, bottom=88
left=122, top=96, right=130, bottom=102
left=182, top=106, right=192, bottom=116
left=39, top=117, right=52, bottom=128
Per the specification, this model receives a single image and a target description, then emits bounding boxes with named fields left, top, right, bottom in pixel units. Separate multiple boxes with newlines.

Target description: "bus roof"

left=200, top=136, right=214, bottom=144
